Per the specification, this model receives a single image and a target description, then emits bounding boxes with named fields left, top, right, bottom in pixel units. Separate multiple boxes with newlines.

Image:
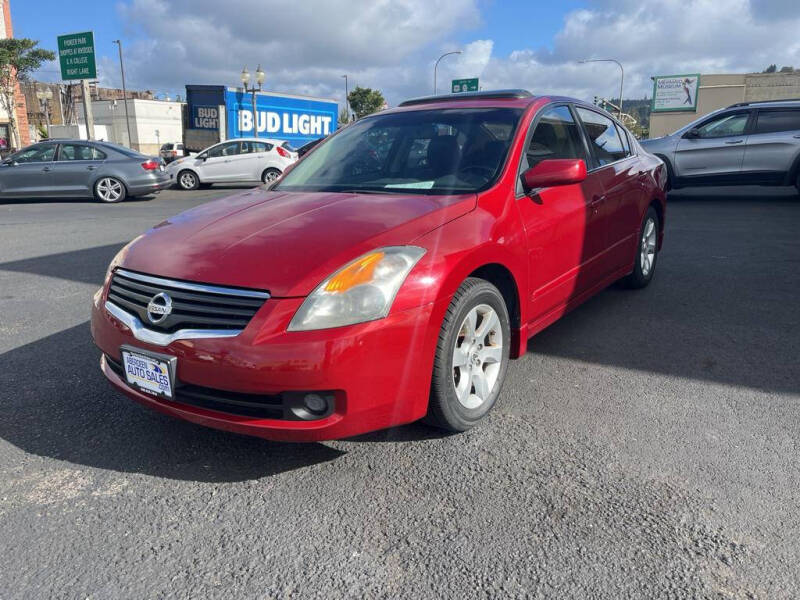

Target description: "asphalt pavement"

left=1, top=184, right=798, bottom=599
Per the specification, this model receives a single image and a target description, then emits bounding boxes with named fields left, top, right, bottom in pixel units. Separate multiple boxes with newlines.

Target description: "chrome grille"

left=107, top=268, right=269, bottom=333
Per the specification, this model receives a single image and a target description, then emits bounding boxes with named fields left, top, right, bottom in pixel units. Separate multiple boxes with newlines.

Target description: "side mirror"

left=1, top=159, right=16, bottom=167
left=522, top=159, right=587, bottom=191
left=197, top=154, right=207, bottom=161
left=683, top=128, right=700, bottom=139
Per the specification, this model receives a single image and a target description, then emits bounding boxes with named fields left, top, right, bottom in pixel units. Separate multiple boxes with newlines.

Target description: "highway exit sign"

left=58, top=31, right=96, bottom=80
left=452, top=78, right=479, bottom=93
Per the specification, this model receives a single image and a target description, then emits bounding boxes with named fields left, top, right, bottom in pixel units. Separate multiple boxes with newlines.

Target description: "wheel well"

left=468, top=263, right=521, bottom=339
left=653, top=153, right=674, bottom=189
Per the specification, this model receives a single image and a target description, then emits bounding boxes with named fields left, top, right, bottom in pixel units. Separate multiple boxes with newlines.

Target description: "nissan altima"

left=91, top=90, right=667, bottom=441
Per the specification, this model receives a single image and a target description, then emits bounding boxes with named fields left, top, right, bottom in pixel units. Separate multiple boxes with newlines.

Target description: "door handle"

left=724, top=139, right=744, bottom=144
left=42, top=166, right=52, bottom=172
left=87, top=165, right=97, bottom=170
left=589, top=194, right=605, bottom=214
left=793, top=134, right=800, bottom=139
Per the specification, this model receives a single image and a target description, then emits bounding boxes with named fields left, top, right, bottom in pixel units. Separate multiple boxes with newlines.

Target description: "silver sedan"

left=0, top=140, right=170, bottom=203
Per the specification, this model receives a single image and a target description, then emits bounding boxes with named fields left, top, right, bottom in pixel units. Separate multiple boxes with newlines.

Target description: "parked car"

left=166, top=137, right=297, bottom=190
left=641, top=99, right=800, bottom=192
left=159, top=142, right=191, bottom=164
left=92, top=90, right=666, bottom=441
left=296, top=137, right=325, bottom=158
left=0, top=139, right=169, bottom=202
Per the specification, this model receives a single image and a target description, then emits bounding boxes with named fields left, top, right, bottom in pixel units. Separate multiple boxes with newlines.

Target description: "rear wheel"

left=426, top=278, right=510, bottom=432
left=261, top=168, right=281, bottom=184
left=621, top=206, right=659, bottom=289
left=178, top=170, right=199, bottom=190
left=94, top=177, right=126, bottom=203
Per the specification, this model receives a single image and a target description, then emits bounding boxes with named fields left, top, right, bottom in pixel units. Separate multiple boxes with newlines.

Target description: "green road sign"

left=452, top=78, right=479, bottom=93
left=58, top=31, right=96, bottom=80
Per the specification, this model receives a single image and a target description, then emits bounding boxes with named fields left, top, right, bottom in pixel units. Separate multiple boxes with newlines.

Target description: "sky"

left=10, top=0, right=800, bottom=109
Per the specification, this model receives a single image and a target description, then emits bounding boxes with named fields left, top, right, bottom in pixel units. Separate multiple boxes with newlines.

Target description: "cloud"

left=483, top=0, right=800, bottom=101
left=37, top=0, right=800, bottom=109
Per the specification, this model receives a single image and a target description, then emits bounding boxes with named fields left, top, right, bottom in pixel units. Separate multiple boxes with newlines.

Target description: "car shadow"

left=0, top=243, right=126, bottom=286
left=0, top=195, right=158, bottom=205
left=527, top=193, right=799, bottom=396
left=0, top=322, right=344, bottom=482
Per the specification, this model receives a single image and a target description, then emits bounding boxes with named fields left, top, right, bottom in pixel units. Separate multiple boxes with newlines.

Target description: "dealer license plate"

left=121, top=348, right=175, bottom=399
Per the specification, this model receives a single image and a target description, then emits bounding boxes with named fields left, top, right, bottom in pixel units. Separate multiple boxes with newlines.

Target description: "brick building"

left=0, top=0, right=30, bottom=149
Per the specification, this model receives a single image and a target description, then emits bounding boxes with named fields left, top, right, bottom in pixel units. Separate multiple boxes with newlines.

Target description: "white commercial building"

left=74, top=98, right=184, bottom=155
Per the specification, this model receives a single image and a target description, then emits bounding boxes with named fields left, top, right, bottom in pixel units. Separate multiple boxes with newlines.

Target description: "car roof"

left=726, top=99, right=800, bottom=109
left=385, top=90, right=599, bottom=116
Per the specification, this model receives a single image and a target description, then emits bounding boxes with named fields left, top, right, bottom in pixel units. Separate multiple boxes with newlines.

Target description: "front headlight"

left=288, top=246, right=426, bottom=331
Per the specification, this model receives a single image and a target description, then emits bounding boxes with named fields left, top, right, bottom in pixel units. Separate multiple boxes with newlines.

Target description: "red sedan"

left=91, top=90, right=666, bottom=441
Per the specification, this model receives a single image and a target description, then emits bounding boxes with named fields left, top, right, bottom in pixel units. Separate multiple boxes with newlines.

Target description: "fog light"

left=303, top=393, right=328, bottom=415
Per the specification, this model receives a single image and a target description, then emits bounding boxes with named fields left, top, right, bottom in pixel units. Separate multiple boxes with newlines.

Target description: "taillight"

left=276, top=146, right=290, bottom=158
left=141, top=159, right=160, bottom=171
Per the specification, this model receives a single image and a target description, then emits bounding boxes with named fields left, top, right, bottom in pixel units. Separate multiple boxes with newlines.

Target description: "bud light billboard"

left=184, top=85, right=338, bottom=150
left=225, top=88, right=337, bottom=148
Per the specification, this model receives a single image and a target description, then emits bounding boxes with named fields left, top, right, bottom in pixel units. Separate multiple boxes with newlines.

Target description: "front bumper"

left=91, top=285, right=441, bottom=441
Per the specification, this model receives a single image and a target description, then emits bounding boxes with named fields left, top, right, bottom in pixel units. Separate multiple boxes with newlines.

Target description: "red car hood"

left=119, top=188, right=476, bottom=297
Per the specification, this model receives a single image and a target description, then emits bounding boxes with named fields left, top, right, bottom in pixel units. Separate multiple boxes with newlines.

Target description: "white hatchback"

left=168, top=138, right=297, bottom=190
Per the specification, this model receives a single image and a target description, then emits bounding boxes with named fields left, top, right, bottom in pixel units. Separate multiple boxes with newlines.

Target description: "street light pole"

left=579, top=58, right=624, bottom=119
left=112, top=40, right=134, bottom=147
left=241, top=65, right=265, bottom=138
left=434, top=50, right=462, bottom=95
left=341, top=74, right=349, bottom=122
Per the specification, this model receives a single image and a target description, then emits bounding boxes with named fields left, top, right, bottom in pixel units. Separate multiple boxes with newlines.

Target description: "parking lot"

left=1, top=185, right=798, bottom=598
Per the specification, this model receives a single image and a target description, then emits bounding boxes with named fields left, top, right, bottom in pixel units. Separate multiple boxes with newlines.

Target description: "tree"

left=764, top=64, right=777, bottom=73
left=0, top=38, right=55, bottom=149
left=347, top=86, right=386, bottom=119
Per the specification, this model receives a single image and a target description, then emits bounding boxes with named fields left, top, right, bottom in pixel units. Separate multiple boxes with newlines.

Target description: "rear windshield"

left=281, top=141, right=295, bottom=152
left=96, top=142, right=144, bottom=158
left=161, top=143, right=174, bottom=150
left=274, top=107, right=523, bottom=195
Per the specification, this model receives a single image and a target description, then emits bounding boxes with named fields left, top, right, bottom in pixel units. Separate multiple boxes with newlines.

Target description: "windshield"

left=275, top=107, right=523, bottom=195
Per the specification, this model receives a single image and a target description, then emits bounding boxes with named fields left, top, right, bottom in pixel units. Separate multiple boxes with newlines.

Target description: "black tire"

left=177, top=169, right=199, bottom=190
left=261, top=168, right=282, bottom=184
left=621, top=206, right=659, bottom=289
left=426, top=277, right=511, bottom=432
left=795, top=171, right=800, bottom=195
left=93, top=177, right=127, bottom=203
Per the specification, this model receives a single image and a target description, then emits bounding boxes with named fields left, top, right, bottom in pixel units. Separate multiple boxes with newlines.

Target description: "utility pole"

left=80, top=79, right=95, bottom=140
left=113, top=40, right=133, bottom=147
left=434, top=51, right=462, bottom=95
left=579, top=58, right=624, bottom=119
left=341, top=74, right=349, bottom=121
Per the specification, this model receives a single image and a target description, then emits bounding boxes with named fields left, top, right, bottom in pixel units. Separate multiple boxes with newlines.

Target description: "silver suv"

left=641, top=99, right=800, bottom=193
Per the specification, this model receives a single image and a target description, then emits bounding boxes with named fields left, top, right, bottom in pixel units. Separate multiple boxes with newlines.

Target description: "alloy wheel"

left=180, top=172, right=197, bottom=189
left=96, top=178, right=124, bottom=202
left=640, top=217, right=657, bottom=276
left=452, top=303, right=504, bottom=409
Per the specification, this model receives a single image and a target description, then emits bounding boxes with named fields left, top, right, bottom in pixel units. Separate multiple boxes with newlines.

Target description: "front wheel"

left=177, top=170, right=199, bottom=190
left=94, top=177, right=127, bottom=203
left=426, top=278, right=510, bottom=432
left=621, top=206, right=659, bottom=289
left=261, top=168, right=281, bottom=184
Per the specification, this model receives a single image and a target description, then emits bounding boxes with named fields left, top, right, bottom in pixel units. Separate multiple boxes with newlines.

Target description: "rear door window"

left=58, top=144, right=106, bottom=161
left=575, top=107, right=627, bottom=166
left=754, top=110, right=800, bottom=134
